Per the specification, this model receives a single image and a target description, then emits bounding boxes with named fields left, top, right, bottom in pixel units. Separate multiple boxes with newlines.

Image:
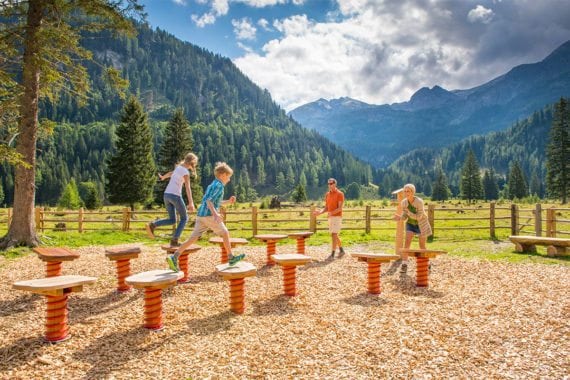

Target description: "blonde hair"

left=403, top=183, right=416, bottom=195
left=179, top=153, right=198, bottom=173
left=214, top=162, right=233, bottom=177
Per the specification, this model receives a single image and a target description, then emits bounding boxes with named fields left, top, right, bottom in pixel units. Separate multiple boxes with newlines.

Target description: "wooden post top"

left=254, top=234, right=288, bottom=241
left=399, top=248, right=447, bottom=258
left=33, top=247, right=80, bottom=262
left=105, top=247, right=141, bottom=260
left=125, top=270, right=183, bottom=289
left=287, top=232, right=314, bottom=238
left=209, top=237, right=249, bottom=246
left=13, top=275, right=97, bottom=295
left=509, top=236, right=570, bottom=246
left=350, top=253, right=400, bottom=263
left=215, top=262, right=257, bottom=280
left=271, top=253, right=312, bottom=266
left=160, top=244, right=202, bottom=254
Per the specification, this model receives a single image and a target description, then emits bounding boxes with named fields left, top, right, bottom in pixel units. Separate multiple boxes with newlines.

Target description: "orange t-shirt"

left=325, top=189, right=344, bottom=217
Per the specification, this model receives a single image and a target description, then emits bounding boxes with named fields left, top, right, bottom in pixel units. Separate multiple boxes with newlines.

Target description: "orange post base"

left=416, top=257, right=429, bottom=287
left=296, top=238, right=306, bottom=254
left=229, top=278, right=246, bottom=314
left=143, top=288, right=164, bottom=331
left=115, top=259, right=132, bottom=292
left=266, top=241, right=276, bottom=266
left=367, top=262, right=382, bottom=294
left=45, top=295, right=70, bottom=342
left=282, top=265, right=297, bottom=296
left=178, top=253, right=190, bottom=283
left=46, top=261, right=62, bottom=277
left=220, top=246, right=228, bottom=264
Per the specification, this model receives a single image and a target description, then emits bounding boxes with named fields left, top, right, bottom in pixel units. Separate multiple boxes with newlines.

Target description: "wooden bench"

left=399, top=249, right=447, bottom=287
left=271, top=253, right=312, bottom=296
left=254, top=234, right=288, bottom=265
left=33, top=247, right=80, bottom=277
left=13, top=275, right=97, bottom=342
left=125, top=270, right=183, bottom=331
left=161, top=244, right=202, bottom=283
left=287, top=232, right=314, bottom=254
left=351, top=253, right=400, bottom=294
left=105, top=247, right=141, bottom=292
left=215, top=262, right=257, bottom=314
left=509, top=235, right=569, bottom=256
left=209, top=237, right=249, bottom=264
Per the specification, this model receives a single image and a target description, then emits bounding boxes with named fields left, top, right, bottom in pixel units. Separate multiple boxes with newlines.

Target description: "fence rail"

left=0, top=202, right=568, bottom=239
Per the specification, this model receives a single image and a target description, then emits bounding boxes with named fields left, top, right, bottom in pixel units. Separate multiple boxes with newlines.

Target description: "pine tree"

left=345, top=182, right=361, bottom=200
left=292, top=184, right=307, bottom=203
left=546, top=98, right=570, bottom=203
left=482, top=168, right=499, bottom=200
left=57, top=179, right=81, bottom=210
left=529, top=169, right=542, bottom=197
left=156, top=108, right=202, bottom=204
left=460, top=150, right=483, bottom=203
left=507, top=161, right=528, bottom=200
left=431, top=169, right=450, bottom=201
left=79, top=181, right=102, bottom=210
left=106, top=96, right=156, bottom=209
left=0, top=0, right=143, bottom=248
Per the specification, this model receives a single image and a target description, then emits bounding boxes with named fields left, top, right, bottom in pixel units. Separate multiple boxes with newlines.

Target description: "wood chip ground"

left=0, top=242, right=568, bottom=379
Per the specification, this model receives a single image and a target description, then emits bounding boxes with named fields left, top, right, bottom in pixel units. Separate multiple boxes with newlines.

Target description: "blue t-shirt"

left=197, top=178, right=224, bottom=217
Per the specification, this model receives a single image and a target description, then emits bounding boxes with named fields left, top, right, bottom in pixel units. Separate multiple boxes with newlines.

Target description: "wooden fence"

left=0, top=202, right=568, bottom=240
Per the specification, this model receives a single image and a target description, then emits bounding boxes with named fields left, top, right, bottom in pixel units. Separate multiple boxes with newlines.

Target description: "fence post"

left=78, top=208, right=84, bottom=233
left=309, top=205, right=316, bottom=232
left=428, top=204, right=435, bottom=240
left=7, top=208, right=12, bottom=227
left=35, top=207, right=41, bottom=232
left=534, top=203, right=542, bottom=237
left=365, top=205, right=371, bottom=234
left=220, top=206, right=226, bottom=222
left=546, top=208, right=556, bottom=238
left=489, top=202, right=496, bottom=239
left=510, top=204, right=519, bottom=236
left=122, top=208, right=129, bottom=232
left=252, top=206, right=258, bottom=236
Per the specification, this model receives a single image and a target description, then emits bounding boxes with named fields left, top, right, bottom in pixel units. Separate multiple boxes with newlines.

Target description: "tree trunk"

left=1, top=1, right=43, bottom=248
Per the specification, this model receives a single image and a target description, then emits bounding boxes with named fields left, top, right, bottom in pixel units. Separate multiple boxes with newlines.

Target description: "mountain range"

left=289, top=40, right=570, bottom=168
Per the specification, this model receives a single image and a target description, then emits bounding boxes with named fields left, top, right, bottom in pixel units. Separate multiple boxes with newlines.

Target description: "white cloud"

left=258, top=18, right=271, bottom=31
left=172, top=0, right=187, bottom=5
left=191, top=0, right=229, bottom=27
left=467, top=5, right=495, bottom=24
left=234, top=1, right=570, bottom=111
left=236, top=0, right=287, bottom=6
left=232, top=18, right=257, bottom=40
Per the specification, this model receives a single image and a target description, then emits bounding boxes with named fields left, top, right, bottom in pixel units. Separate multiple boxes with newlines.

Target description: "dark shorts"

left=406, top=223, right=421, bottom=235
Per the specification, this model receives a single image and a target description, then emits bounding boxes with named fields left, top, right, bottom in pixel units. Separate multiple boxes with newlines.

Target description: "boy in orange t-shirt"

left=313, top=178, right=345, bottom=259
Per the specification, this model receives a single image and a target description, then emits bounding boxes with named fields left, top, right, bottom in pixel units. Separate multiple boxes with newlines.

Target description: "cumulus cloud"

left=232, top=18, right=257, bottom=40
left=234, top=0, right=570, bottom=111
left=172, top=0, right=187, bottom=5
left=191, top=0, right=229, bottom=27
left=258, top=18, right=271, bottom=31
left=467, top=5, right=495, bottom=24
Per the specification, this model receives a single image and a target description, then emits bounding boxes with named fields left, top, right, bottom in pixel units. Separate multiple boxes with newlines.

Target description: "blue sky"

left=140, top=0, right=570, bottom=111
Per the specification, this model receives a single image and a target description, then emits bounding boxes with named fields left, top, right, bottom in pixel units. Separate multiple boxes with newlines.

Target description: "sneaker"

left=145, top=222, right=156, bottom=239
left=170, top=238, right=180, bottom=247
left=166, top=255, right=179, bottom=272
left=228, top=253, right=245, bottom=266
left=338, top=247, right=346, bottom=257
left=400, top=263, right=408, bottom=273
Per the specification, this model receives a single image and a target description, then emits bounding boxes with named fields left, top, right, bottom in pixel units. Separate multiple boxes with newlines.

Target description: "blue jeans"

left=154, top=193, right=188, bottom=239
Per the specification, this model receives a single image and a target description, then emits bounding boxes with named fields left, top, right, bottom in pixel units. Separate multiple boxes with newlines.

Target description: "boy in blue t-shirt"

left=167, top=162, right=245, bottom=271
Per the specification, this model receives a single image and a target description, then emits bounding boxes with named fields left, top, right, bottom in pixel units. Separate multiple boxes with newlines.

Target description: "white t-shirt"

left=165, top=165, right=190, bottom=196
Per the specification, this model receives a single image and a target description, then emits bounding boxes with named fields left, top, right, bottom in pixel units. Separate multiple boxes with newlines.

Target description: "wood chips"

left=0, top=241, right=568, bottom=379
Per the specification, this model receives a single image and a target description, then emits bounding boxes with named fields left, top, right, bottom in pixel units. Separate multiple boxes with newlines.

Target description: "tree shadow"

left=0, top=293, right=41, bottom=317
left=251, top=294, right=296, bottom=316
left=0, top=337, right=44, bottom=373
left=341, top=292, right=389, bottom=307
left=185, top=310, right=234, bottom=336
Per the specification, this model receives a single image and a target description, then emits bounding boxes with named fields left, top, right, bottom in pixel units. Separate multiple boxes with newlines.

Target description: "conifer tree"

left=292, top=184, right=307, bottom=203
left=432, top=169, right=451, bottom=201
left=345, top=182, right=361, bottom=200
left=507, top=161, right=528, bottom=199
left=460, top=149, right=483, bottom=203
left=79, top=181, right=102, bottom=210
left=57, top=179, right=81, bottom=210
left=0, top=0, right=143, bottom=248
left=529, top=170, right=542, bottom=198
left=482, top=168, right=499, bottom=200
left=546, top=98, right=570, bottom=203
left=156, top=108, right=202, bottom=204
left=106, top=96, right=156, bottom=209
